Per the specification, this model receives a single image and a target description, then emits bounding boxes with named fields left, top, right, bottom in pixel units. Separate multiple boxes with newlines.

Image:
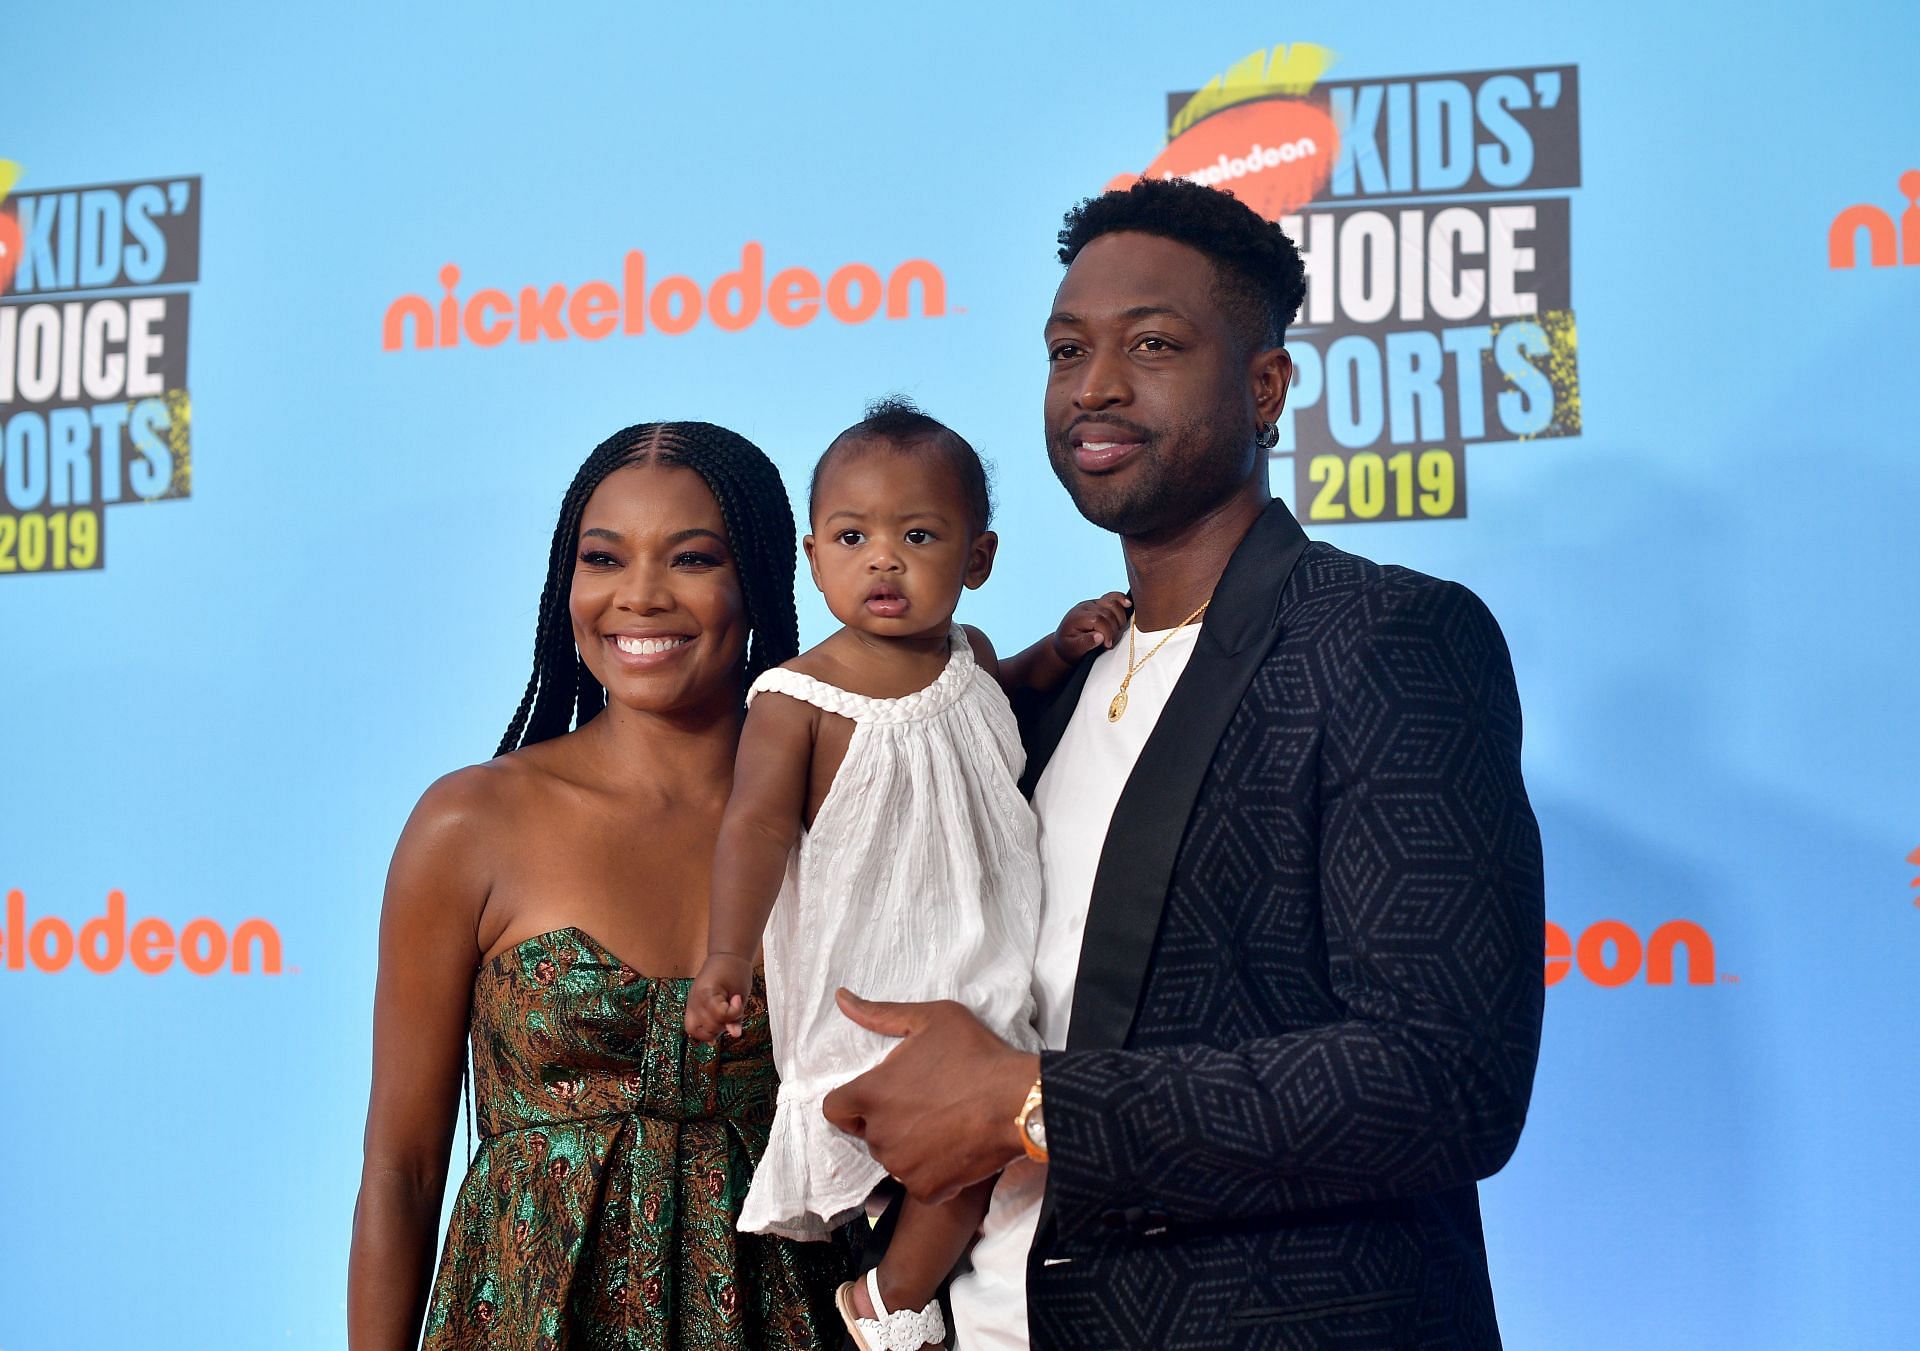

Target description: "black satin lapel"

left=1016, top=652, right=1097, bottom=798
left=1064, top=503, right=1310, bottom=1052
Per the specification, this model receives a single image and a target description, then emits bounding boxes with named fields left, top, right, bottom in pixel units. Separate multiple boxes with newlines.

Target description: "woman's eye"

left=578, top=549, right=619, bottom=567
left=673, top=551, right=722, bottom=568
left=904, top=529, right=933, bottom=545
left=836, top=530, right=865, bottom=547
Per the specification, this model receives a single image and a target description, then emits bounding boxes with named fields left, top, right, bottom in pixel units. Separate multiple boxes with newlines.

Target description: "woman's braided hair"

left=495, top=421, right=799, bottom=757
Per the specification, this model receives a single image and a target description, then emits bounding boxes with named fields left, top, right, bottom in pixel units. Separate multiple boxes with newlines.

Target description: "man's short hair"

left=810, top=396, right=994, bottom=537
left=1057, top=178, right=1308, bottom=351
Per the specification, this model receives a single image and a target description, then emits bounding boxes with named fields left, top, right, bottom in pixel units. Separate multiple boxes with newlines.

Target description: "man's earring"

left=1256, top=421, right=1280, bottom=450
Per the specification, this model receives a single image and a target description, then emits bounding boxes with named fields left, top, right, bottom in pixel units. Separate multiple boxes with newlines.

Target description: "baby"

left=686, top=398, right=1125, bottom=1350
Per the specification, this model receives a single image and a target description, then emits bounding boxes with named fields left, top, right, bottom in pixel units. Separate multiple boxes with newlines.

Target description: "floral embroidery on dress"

left=419, top=928, right=848, bottom=1349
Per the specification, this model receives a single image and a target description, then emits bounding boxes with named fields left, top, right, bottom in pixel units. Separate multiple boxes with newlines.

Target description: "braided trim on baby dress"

left=746, top=628, right=974, bottom=725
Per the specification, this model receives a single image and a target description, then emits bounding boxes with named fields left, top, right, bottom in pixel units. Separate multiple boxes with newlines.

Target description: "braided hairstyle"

left=495, top=422, right=799, bottom=757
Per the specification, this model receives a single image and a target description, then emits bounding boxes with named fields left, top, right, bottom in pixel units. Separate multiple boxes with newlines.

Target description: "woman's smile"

left=604, top=630, right=697, bottom=669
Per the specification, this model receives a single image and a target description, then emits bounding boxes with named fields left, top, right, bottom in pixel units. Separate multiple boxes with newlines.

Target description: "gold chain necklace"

left=1108, top=598, right=1210, bottom=722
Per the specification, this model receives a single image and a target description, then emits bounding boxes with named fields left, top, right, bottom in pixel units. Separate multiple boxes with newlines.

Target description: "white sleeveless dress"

left=737, top=628, right=1043, bottom=1241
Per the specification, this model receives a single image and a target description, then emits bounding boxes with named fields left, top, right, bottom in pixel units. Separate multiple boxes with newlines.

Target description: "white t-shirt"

left=949, top=623, right=1202, bottom=1349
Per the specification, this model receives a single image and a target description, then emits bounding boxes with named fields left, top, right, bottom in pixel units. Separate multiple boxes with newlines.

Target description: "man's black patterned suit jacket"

left=1017, top=502, right=1544, bottom=1349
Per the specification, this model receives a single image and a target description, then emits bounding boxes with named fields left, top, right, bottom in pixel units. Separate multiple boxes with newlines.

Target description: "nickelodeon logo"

left=382, top=242, right=946, bottom=351
left=1545, top=919, right=1717, bottom=987
left=2, top=890, right=282, bottom=975
left=1828, top=170, right=1920, bottom=269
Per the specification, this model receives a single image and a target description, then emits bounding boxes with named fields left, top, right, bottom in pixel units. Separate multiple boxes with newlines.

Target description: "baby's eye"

left=835, top=529, right=866, bottom=547
left=904, top=528, right=934, bottom=545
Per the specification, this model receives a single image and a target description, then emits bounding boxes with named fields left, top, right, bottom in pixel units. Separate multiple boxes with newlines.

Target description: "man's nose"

left=1075, top=348, right=1130, bottom=410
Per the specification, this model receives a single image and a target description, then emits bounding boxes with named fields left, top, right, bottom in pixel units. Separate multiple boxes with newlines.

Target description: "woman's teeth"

left=614, top=635, right=690, bottom=656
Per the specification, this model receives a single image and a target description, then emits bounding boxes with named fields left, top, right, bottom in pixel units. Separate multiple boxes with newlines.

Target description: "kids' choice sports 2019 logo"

left=1110, top=44, right=1582, bottom=523
left=0, top=162, right=199, bottom=575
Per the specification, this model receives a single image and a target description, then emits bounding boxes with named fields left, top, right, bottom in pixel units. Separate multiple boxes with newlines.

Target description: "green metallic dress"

left=421, top=927, right=850, bottom=1350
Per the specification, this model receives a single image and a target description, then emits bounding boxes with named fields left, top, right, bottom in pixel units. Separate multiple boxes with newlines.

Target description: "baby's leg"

left=853, top=1179, right=995, bottom=1337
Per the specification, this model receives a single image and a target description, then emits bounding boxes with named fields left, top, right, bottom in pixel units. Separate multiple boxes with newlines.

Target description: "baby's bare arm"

left=687, top=692, right=815, bottom=1041
left=992, top=592, right=1132, bottom=696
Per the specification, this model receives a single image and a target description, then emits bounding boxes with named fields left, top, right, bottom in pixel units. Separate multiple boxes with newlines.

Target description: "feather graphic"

left=0, top=161, right=23, bottom=296
left=1168, top=43, right=1337, bottom=141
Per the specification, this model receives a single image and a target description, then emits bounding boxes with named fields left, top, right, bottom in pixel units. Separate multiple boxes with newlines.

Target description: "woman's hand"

left=1051, top=591, right=1131, bottom=663
left=686, top=951, right=754, bottom=1042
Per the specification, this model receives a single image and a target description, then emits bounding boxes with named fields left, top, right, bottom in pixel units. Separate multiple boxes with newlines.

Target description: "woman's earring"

left=1256, top=421, right=1280, bottom=450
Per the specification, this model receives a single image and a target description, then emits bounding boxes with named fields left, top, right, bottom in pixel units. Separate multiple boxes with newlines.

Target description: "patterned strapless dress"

left=420, top=927, right=850, bottom=1350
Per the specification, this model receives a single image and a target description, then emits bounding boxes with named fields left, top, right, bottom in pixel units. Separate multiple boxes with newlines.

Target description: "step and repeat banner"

left=3, top=3, right=1915, bottom=1347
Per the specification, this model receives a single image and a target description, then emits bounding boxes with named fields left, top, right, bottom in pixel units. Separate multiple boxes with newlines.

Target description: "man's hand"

left=822, top=990, right=1039, bottom=1204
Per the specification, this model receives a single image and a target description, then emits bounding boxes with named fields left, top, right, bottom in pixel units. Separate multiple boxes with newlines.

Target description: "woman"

left=348, top=422, right=850, bottom=1349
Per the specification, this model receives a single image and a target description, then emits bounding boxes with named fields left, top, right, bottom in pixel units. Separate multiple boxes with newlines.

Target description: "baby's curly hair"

left=1057, top=178, right=1307, bottom=351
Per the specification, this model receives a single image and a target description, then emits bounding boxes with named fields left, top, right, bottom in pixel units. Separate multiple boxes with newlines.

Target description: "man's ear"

left=964, top=531, right=998, bottom=590
left=1251, top=345, right=1294, bottom=427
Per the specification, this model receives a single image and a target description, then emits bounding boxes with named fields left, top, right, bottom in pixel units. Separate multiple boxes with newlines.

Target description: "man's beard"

left=1047, top=416, right=1258, bottom=539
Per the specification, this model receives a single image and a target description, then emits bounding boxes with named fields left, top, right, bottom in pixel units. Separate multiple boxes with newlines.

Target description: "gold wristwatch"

left=1015, top=1076, right=1047, bottom=1162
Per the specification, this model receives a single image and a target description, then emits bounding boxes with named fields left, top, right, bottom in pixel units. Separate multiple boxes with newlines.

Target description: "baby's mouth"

left=864, top=586, right=908, bottom=618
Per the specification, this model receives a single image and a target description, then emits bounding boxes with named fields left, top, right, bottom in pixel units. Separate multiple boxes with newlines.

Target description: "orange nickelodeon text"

left=382, top=243, right=946, bottom=351
left=1544, top=919, right=1716, bottom=987
left=2, top=889, right=282, bottom=975
left=1828, top=170, right=1920, bottom=269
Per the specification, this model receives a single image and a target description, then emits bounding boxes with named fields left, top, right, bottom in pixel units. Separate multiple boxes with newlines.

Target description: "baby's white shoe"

left=834, top=1268, right=947, bottom=1350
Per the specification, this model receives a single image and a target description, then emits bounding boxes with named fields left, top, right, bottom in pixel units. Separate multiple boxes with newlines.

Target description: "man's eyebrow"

left=1046, top=305, right=1188, bottom=327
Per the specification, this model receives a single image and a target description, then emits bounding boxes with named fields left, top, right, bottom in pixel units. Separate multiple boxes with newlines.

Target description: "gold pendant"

left=1108, top=687, right=1128, bottom=722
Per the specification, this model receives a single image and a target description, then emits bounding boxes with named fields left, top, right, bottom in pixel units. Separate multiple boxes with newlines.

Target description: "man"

left=825, top=178, right=1544, bottom=1349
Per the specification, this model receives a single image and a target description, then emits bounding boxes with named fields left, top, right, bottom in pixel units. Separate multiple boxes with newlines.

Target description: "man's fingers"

left=834, top=988, right=921, bottom=1038
left=821, top=1080, right=868, bottom=1137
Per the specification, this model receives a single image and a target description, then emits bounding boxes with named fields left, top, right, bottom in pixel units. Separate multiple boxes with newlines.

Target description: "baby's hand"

left=685, top=952, right=754, bottom=1043
left=1052, top=591, right=1131, bottom=662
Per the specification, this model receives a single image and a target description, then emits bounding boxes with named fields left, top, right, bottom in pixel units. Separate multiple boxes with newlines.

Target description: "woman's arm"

left=347, top=772, right=492, bottom=1351
left=685, top=693, right=814, bottom=1041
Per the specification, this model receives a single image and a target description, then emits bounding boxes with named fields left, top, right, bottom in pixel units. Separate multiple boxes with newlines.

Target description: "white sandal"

left=834, top=1267, right=948, bottom=1351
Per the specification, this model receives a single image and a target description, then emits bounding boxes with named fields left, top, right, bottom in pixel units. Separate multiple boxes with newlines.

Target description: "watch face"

left=1025, top=1107, right=1046, bottom=1151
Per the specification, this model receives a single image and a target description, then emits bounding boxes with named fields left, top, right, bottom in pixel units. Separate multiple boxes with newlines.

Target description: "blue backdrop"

left=3, top=3, right=1916, bottom=1346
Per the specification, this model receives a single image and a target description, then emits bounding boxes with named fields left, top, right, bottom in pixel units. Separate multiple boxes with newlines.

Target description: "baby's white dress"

left=737, top=628, right=1043, bottom=1241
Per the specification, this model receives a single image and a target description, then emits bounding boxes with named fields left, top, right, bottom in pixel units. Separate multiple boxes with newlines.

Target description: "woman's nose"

left=618, top=564, right=675, bottom=612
